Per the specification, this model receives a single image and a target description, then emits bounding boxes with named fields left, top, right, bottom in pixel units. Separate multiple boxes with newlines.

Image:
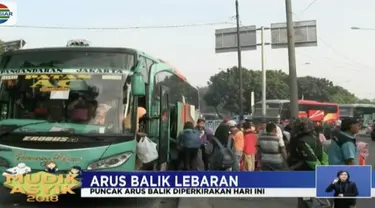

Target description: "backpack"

left=210, top=136, right=235, bottom=170
left=178, top=129, right=202, bottom=149
left=297, top=135, right=329, bottom=169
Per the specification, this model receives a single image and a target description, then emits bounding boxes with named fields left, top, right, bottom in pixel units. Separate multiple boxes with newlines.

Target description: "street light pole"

left=235, top=0, right=244, bottom=120
left=285, top=0, right=298, bottom=118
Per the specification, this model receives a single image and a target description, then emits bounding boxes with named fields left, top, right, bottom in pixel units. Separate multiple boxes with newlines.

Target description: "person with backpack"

left=287, top=118, right=329, bottom=208
left=328, top=118, right=360, bottom=165
left=177, top=121, right=202, bottom=170
left=288, top=118, right=328, bottom=170
left=208, top=124, right=236, bottom=171
left=196, top=118, right=213, bottom=171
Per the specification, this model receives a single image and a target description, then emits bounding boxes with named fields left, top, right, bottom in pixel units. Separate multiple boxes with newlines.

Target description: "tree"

left=357, top=98, right=372, bottom=104
left=204, top=66, right=358, bottom=112
left=297, top=76, right=356, bottom=103
left=197, top=86, right=215, bottom=113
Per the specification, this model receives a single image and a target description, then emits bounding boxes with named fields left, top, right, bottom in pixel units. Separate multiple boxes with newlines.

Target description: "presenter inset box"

left=316, top=165, right=371, bottom=198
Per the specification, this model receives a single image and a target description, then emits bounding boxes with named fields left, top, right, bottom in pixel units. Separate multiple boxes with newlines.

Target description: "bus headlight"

left=87, top=152, right=133, bottom=170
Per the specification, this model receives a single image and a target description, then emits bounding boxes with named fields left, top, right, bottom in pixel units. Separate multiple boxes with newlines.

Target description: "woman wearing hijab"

left=208, top=124, right=238, bottom=171
left=214, top=123, right=232, bottom=146
left=357, top=141, right=368, bottom=165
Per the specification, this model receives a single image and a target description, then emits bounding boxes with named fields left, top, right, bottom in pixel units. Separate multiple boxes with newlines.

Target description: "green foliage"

left=203, top=66, right=358, bottom=112
left=357, top=98, right=372, bottom=104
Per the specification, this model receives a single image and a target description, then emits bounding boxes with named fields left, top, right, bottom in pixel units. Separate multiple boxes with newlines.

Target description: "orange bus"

left=253, top=99, right=340, bottom=123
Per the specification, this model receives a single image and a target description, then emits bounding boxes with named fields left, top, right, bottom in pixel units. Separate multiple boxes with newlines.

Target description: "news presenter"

left=325, top=170, right=358, bottom=208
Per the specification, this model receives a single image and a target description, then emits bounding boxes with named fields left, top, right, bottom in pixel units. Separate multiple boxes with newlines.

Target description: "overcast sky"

left=2, top=0, right=375, bottom=98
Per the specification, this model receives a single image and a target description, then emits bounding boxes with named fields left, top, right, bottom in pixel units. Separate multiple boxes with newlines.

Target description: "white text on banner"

left=81, top=188, right=315, bottom=197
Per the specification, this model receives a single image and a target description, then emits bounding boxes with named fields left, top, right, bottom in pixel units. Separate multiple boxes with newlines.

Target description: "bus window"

left=281, top=103, right=291, bottom=119
left=299, top=104, right=338, bottom=113
left=254, top=103, right=281, bottom=109
left=154, top=71, right=198, bottom=108
left=322, top=105, right=338, bottom=113
left=340, top=107, right=353, bottom=117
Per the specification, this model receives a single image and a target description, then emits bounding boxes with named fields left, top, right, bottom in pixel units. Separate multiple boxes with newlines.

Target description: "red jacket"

left=243, top=131, right=257, bottom=155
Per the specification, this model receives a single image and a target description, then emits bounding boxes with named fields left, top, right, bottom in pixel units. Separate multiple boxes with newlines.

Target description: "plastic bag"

left=136, top=136, right=158, bottom=163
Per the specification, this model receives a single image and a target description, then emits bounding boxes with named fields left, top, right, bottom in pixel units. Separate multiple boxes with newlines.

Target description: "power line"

left=301, top=0, right=320, bottom=13
left=291, top=12, right=375, bottom=70
left=317, top=37, right=375, bottom=68
left=1, top=21, right=234, bottom=30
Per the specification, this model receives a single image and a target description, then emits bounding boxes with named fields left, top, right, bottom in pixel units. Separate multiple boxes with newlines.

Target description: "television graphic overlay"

left=81, top=171, right=317, bottom=197
left=3, top=168, right=80, bottom=202
left=0, top=1, right=17, bottom=25
left=316, top=165, right=371, bottom=198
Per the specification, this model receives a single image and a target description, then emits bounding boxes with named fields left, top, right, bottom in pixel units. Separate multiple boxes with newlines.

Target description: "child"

left=357, top=141, right=368, bottom=165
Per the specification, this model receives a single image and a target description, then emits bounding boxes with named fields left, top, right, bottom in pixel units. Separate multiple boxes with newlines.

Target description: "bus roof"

left=256, top=99, right=337, bottom=105
left=2, top=47, right=138, bottom=55
left=133, top=50, right=195, bottom=88
left=340, top=103, right=375, bottom=108
left=315, top=101, right=338, bottom=106
left=2, top=46, right=196, bottom=89
left=256, top=99, right=290, bottom=104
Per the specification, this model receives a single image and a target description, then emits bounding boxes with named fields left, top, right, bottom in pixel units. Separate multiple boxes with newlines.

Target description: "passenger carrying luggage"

left=210, top=136, right=235, bottom=170
left=136, top=136, right=158, bottom=163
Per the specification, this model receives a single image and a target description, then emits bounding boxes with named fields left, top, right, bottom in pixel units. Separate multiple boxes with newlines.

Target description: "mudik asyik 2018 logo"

left=0, top=3, right=12, bottom=24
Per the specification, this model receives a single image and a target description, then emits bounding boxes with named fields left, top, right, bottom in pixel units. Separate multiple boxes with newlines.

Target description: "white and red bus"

left=253, top=99, right=340, bottom=124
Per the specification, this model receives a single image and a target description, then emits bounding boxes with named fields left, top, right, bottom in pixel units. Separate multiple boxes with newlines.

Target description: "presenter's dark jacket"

left=325, top=171, right=358, bottom=208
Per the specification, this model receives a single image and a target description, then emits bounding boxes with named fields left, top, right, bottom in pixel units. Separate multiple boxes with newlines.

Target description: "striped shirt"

left=257, top=133, right=285, bottom=169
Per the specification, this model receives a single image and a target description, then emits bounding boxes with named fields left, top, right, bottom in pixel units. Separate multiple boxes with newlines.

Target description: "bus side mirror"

left=131, top=73, right=145, bottom=96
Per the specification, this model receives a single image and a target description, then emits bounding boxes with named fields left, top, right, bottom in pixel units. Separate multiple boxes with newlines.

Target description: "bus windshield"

left=253, top=103, right=281, bottom=117
left=2, top=50, right=135, bottom=69
left=0, top=73, right=130, bottom=134
left=0, top=50, right=136, bottom=135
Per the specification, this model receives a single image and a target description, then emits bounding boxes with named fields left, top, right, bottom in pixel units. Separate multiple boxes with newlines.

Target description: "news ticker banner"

left=81, top=166, right=373, bottom=198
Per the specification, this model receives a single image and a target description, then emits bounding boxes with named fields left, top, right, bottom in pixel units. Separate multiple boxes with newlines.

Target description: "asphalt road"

left=207, top=134, right=375, bottom=208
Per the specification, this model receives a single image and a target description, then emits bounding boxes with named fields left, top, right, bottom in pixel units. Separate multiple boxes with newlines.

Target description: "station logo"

left=0, top=2, right=17, bottom=25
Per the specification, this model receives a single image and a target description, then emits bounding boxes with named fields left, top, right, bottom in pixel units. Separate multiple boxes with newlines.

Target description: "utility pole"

left=285, top=0, right=298, bottom=118
left=235, top=0, right=244, bottom=120
left=260, top=26, right=266, bottom=121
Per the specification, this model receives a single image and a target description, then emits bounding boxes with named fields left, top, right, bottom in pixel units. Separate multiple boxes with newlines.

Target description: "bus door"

left=158, top=85, right=170, bottom=170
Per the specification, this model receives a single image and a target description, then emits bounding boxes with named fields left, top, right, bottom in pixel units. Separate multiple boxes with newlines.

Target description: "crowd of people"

left=175, top=117, right=369, bottom=208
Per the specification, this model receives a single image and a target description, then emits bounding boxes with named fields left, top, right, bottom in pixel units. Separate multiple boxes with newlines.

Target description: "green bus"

left=0, top=46, right=199, bottom=183
left=339, top=103, right=375, bottom=127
